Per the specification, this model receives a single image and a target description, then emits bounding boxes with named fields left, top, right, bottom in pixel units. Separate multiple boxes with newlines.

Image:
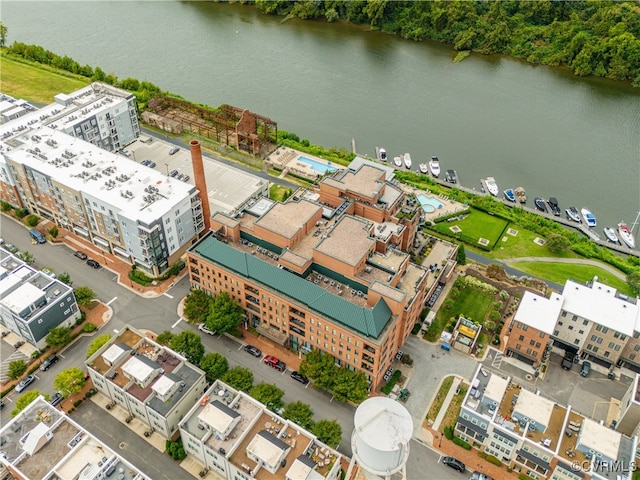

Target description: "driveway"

left=402, top=335, right=478, bottom=439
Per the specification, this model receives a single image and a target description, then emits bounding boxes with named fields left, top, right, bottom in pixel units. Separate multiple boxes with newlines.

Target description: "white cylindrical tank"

left=351, top=397, right=413, bottom=477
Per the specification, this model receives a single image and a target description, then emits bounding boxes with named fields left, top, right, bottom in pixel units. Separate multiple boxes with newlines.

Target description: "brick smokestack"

left=190, top=140, right=211, bottom=233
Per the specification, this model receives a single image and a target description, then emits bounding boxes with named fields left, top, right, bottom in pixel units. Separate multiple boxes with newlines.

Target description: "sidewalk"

left=45, top=221, right=185, bottom=298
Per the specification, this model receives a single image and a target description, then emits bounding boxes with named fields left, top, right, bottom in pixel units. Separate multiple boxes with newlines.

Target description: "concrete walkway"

left=432, top=376, right=461, bottom=431
left=501, top=256, right=627, bottom=281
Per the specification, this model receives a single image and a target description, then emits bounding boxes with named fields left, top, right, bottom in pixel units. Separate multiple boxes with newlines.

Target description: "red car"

left=263, top=355, right=286, bottom=372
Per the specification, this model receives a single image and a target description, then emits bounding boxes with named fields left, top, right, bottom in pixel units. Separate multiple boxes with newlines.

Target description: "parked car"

left=86, top=259, right=100, bottom=269
left=74, top=250, right=88, bottom=260
left=40, top=354, right=59, bottom=371
left=470, top=472, right=493, bottom=480
left=120, top=149, right=131, bottom=157
left=4, top=243, right=18, bottom=253
left=182, top=175, right=190, bottom=182
left=14, top=340, right=25, bottom=349
left=49, top=392, right=64, bottom=407
left=290, top=371, right=309, bottom=385
left=15, top=374, right=35, bottom=393
left=263, top=355, right=286, bottom=372
left=169, top=169, right=179, bottom=178
left=169, top=147, right=180, bottom=155
left=198, top=323, right=215, bottom=336
left=243, top=345, right=262, bottom=358
left=561, top=351, right=576, bottom=370
left=442, top=456, right=465, bottom=473
left=0, top=400, right=4, bottom=410
left=580, top=361, right=591, bottom=377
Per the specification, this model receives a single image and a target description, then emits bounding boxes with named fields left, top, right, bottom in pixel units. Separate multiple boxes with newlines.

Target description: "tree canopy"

left=12, top=391, right=49, bottom=417
left=282, top=401, right=314, bottom=430
left=46, top=326, right=72, bottom=348
left=155, top=330, right=174, bottom=346
left=74, top=286, right=95, bottom=307
left=8, top=360, right=28, bottom=380
left=312, top=419, right=342, bottom=448
left=200, top=352, right=229, bottom=382
left=627, top=270, right=640, bottom=296
left=170, top=331, right=205, bottom=365
left=86, top=334, right=112, bottom=359
left=183, top=289, right=212, bottom=324
left=54, top=367, right=86, bottom=397
left=249, top=383, right=284, bottom=412
left=206, top=291, right=244, bottom=334
left=254, top=0, right=640, bottom=86
left=221, top=366, right=254, bottom=392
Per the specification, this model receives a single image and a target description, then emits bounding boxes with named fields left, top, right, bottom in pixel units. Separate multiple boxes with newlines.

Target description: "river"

left=3, top=1, right=639, bottom=232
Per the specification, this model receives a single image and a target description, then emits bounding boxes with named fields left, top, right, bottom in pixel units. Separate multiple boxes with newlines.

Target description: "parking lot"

left=126, top=136, right=194, bottom=180
left=483, top=349, right=632, bottom=423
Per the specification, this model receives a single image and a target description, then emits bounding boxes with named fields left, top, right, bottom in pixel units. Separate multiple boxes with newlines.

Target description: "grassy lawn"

left=509, top=261, right=632, bottom=295
left=488, top=226, right=581, bottom=260
left=425, top=281, right=495, bottom=341
left=0, top=54, right=90, bottom=103
left=441, top=383, right=468, bottom=429
left=431, top=209, right=508, bottom=247
left=426, top=376, right=453, bottom=422
left=269, top=184, right=293, bottom=202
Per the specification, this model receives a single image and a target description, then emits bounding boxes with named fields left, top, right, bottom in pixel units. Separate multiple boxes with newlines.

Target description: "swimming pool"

left=296, top=155, right=337, bottom=174
left=416, top=194, right=444, bottom=213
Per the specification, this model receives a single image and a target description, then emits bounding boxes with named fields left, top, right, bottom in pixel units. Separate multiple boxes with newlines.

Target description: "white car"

left=198, top=323, right=215, bottom=336
left=120, top=149, right=131, bottom=157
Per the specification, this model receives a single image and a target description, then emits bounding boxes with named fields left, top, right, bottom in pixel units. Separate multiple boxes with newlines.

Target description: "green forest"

left=251, top=0, right=640, bottom=86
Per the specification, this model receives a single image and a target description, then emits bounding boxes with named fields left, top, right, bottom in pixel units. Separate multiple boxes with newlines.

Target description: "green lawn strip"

left=426, top=376, right=454, bottom=422
left=509, top=261, right=631, bottom=295
left=425, top=282, right=494, bottom=341
left=430, top=209, right=508, bottom=247
left=0, top=53, right=90, bottom=103
left=488, top=227, right=581, bottom=260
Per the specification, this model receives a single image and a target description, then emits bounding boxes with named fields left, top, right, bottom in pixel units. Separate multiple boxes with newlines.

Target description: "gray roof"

left=457, top=417, right=488, bottom=437
left=297, top=454, right=317, bottom=468
left=212, top=400, right=240, bottom=419
left=258, top=430, right=289, bottom=451
left=193, top=237, right=392, bottom=337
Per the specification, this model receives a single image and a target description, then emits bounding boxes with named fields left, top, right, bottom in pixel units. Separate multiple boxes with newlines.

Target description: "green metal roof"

left=194, top=237, right=392, bottom=338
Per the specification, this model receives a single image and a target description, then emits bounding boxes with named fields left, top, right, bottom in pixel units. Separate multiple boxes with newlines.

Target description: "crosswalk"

left=0, top=350, right=30, bottom=384
left=491, top=351, right=504, bottom=369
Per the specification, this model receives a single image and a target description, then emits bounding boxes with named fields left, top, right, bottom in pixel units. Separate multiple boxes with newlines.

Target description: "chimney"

left=190, top=140, right=211, bottom=233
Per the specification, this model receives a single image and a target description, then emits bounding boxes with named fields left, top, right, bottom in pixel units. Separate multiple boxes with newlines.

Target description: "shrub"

left=453, top=437, right=472, bottom=449
left=14, top=208, right=29, bottom=219
left=0, top=200, right=12, bottom=212
left=444, top=425, right=454, bottom=440
left=486, top=454, right=502, bottom=466
left=26, top=215, right=40, bottom=227
left=82, top=323, right=97, bottom=332
left=49, top=226, right=59, bottom=238
left=73, top=399, right=83, bottom=407
left=411, top=323, right=421, bottom=334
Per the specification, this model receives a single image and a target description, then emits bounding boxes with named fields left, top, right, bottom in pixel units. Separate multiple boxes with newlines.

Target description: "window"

left=614, top=344, right=620, bottom=351
left=519, top=335, right=525, bottom=341
left=578, top=330, right=584, bottom=334
left=614, top=332, right=620, bottom=339
left=596, top=337, right=603, bottom=344
left=591, top=335, right=597, bottom=341
left=574, top=339, right=579, bottom=345
left=572, top=315, right=577, bottom=321
left=596, top=324, right=602, bottom=331
left=602, top=327, right=609, bottom=334
left=583, top=319, right=588, bottom=325
left=608, top=342, right=614, bottom=348
left=561, top=311, right=567, bottom=317
left=604, top=351, right=610, bottom=357
left=539, top=332, right=545, bottom=338
left=523, top=325, right=528, bottom=331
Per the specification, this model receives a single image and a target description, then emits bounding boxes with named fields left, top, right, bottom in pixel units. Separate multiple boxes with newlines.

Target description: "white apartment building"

left=0, top=395, right=150, bottom=480
left=0, top=248, right=80, bottom=350
left=179, top=379, right=344, bottom=480
left=0, top=125, right=204, bottom=274
left=86, top=326, right=208, bottom=439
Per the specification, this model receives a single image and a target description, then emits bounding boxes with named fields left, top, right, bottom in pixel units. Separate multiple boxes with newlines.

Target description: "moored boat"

left=419, top=163, right=428, bottom=174
left=393, top=156, right=403, bottom=168
left=428, top=156, right=440, bottom=178
left=618, top=222, right=636, bottom=249
left=603, top=227, right=620, bottom=243
left=482, top=177, right=499, bottom=196
left=445, top=169, right=457, bottom=184
left=403, top=152, right=412, bottom=169
left=514, top=187, right=526, bottom=203
left=377, top=147, right=387, bottom=162
left=565, top=207, right=581, bottom=223
left=503, top=189, right=516, bottom=202
left=547, top=197, right=561, bottom=216
left=534, top=198, right=548, bottom=213
left=581, top=208, right=597, bottom=227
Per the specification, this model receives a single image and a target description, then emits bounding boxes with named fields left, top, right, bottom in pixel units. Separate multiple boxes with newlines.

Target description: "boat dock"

left=351, top=145, right=637, bottom=257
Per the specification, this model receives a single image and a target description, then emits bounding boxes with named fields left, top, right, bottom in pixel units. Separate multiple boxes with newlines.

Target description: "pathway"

left=501, top=256, right=627, bottom=281
left=432, top=376, right=461, bottom=431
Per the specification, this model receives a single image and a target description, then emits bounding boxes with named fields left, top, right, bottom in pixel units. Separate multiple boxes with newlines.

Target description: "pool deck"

left=409, top=187, right=468, bottom=222
left=267, top=147, right=342, bottom=179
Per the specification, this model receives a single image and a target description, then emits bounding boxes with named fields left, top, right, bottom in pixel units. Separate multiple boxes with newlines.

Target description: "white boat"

left=603, top=227, right=620, bottom=244
left=403, top=152, right=412, bottom=169
left=393, top=156, right=403, bottom=168
left=377, top=147, right=387, bottom=162
left=428, top=156, right=440, bottom=178
left=618, top=222, right=635, bottom=249
left=419, top=163, right=428, bottom=174
left=581, top=208, right=597, bottom=227
left=482, top=177, right=499, bottom=196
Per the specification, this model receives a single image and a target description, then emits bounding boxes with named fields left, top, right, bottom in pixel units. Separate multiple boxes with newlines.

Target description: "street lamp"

left=165, top=163, right=169, bottom=175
